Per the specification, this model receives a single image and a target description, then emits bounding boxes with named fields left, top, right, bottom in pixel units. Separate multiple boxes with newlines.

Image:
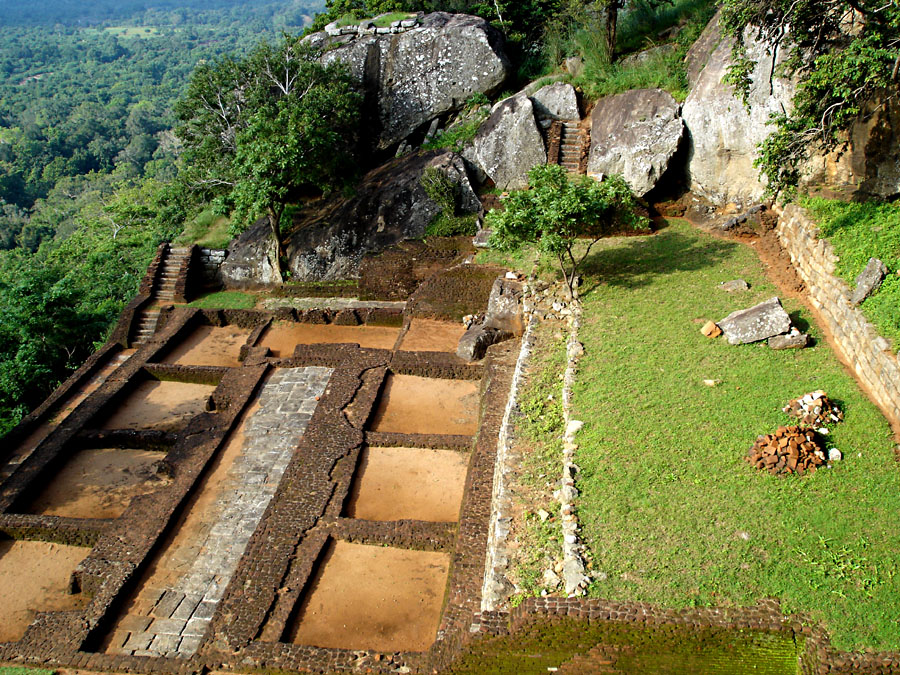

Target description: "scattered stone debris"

left=718, top=297, right=791, bottom=345
left=701, top=320, right=722, bottom=338
left=473, top=228, right=492, bottom=248
left=719, top=204, right=765, bottom=231
left=719, top=279, right=749, bottom=292
left=851, top=257, right=888, bottom=305
left=746, top=426, right=828, bottom=476
left=768, top=328, right=809, bottom=350
left=783, top=390, right=844, bottom=428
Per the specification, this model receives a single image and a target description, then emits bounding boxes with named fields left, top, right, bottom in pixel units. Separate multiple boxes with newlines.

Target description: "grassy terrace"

left=572, top=219, right=900, bottom=651
left=482, top=218, right=900, bottom=652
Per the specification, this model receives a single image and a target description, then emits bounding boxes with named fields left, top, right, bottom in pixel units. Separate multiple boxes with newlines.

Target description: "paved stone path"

left=114, top=367, right=332, bottom=658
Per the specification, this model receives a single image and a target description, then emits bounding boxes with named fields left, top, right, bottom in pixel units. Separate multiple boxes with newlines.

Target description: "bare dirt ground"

left=100, top=381, right=215, bottom=433
left=0, top=540, right=90, bottom=643
left=399, top=319, right=466, bottom=353
left=103, top=401, right=259, bottom=648
left=259, top=322, right=400, bottom=357
left=344, top=446, right=469, bottom=522
left=27, top=447, right=169, bottom=520
left=162, top=326, right=250, bottom=368
left=288, top=540, right=449, bottom=652
left=368, top=374, right=480, bottom=436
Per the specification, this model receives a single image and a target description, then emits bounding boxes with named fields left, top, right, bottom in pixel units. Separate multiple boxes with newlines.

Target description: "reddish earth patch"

left=0, top=540, right=90, bottom=643
left=288, top=540, right=449, bottom=652
left=344, top=446, right=468, bottom=522
left=100, top=381, right=215, bottom=433
left=27, top=447, right=169, bottom=520
left=259, top=322, right=400, bottom=357
left=369, top=374, right=479, bottom=436
left=162, top=325, right=250, bottom=367
left=399, top=318, right=466, bottom=353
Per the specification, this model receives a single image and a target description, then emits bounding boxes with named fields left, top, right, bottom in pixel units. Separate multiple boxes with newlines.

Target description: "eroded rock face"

left=221, top=218, right=281, bottom=287
left=316, top=12, right=511, bottom=150
left=588, top=88, right=684, bottom=197
left=530, top=82, right=580, bottom=121
left=286, top=150, right=478, bottom=281
left=465, top=95, right=547, bottom=190
left=682, top=23, right=795, bottom=207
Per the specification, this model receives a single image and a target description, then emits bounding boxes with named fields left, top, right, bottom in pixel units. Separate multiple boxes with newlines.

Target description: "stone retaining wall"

left=776, top=204, right=900, bottom=427
left=196, top=248, right=227, bottom=290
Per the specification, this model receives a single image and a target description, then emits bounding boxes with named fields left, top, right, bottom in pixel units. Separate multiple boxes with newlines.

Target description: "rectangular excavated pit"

left=258, top=321, right=400, bottom=357
left=0, top=540, right=90, bottom=643
left=26, top=447, right=169, bottom=520
left=368, top=374, right=479, bottom=436
left=100, top=380, right=215, bottom=433
left=162, top=325, right=251, bottom=367
left=287, top=540, right=449, bottom=653
left=344, top=446, right=468, bottom=522
left=398, top=318, right=466, bottom=353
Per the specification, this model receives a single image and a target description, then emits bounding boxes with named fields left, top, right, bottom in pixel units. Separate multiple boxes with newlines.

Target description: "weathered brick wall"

left=776, top=204, right=900, bottom=427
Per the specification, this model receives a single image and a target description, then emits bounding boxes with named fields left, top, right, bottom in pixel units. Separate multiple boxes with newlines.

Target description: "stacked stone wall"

left=776, top=204, right=900, bottom=427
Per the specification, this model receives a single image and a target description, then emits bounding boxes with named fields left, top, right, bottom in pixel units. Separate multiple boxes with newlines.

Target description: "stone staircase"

left=559, top=121, right=584, bottom=174
left=131, top=246, right=190, bottom=345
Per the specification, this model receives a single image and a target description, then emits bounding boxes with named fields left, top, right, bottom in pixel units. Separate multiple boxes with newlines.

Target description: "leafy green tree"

left=721, top=0, right=900, bottom=196
left=486, top=164, right=643, bottom=298
left=175, top=35, right=361, bottom=278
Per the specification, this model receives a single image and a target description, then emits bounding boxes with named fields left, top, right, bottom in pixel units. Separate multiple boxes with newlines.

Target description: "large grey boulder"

left=530, top=82, right=580, bottom=121
left=221, top=218, right=280, bottom=287
left=286, top=150, right=478, bottom=280
left=587, top=88, right=684, bottom=197
left=851, top=257, right=888, bottom=305
left=684, top=10, right=723, bottom=88
left=718, top=297, right=792, bottom=345
left=317, top=13, right=511, bottom=150
left=682, top=23, right=795, bottom=207
left=484, top=277, right=525, bottom=334
left=465, top=95, right=547, bottom=190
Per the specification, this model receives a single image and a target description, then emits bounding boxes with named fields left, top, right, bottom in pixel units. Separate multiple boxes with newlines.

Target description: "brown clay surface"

left=103, top=400, right=258, bottom=647
left=162, top=325, right=250, bottom=367
left=345, top=446, right=468, bottom=522
left=289, top=541, right=449, bottom=652
left=258, top=321, right=400, bottom=357
left=369, top=374, right=479, bottom=436
left=399, top=318, right=466, bottom=353
left=0, top=540, right=90, bottom=642
left=100, top=380, right=215, bottom=433
left=2, top=350, right=134, bottom=479
left=27, top=447, right=168, bottom=519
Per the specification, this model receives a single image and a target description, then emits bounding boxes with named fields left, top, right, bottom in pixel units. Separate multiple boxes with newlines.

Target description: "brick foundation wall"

left=776, top=204, right=900, bottom=428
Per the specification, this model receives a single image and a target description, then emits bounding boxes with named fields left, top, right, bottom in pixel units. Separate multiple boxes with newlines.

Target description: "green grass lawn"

left=187, top=290, right=256, bottom=309
left=175, top=208, right=233, bottom=250
left=570, top=219, right=900, bottom=651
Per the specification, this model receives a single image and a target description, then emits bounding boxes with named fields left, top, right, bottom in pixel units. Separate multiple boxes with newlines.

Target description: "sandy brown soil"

left=345, top=446, right=468, bottom=522
left=399, top=319, right=466, bottom=353
left=162, top=326, right=250, bottom=368
left=100, top=381, right=215, bottom=433
left=0, top=540, right=90, bottom=643
left=103, top=400, right=258, bottom=647
left=27, top=448, right=169, bottom=520
left=289, top=541, right=449, bottom=652
left=258, top=322, right=400, bottom=357
left=2, top=351, right=135, bottom=479
left=369, top=374, right=480, bottom=436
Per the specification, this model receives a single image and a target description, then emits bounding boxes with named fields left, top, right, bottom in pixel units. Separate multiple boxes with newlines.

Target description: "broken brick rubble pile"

left=782, top=390, right=844, bottom=428
left=745, top=426, right=827, bottom=476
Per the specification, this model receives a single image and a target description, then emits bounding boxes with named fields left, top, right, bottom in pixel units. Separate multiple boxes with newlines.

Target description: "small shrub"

left=425, top=213, right=478, bottom=238
left=420, top=167, right=458, bottom=215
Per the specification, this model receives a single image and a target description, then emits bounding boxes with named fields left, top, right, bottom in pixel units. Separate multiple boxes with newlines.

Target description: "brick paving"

left=113, top=367, right=332, bottom=658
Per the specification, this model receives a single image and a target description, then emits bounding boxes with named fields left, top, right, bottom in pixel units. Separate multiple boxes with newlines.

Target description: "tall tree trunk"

left=605, top=0, right=619, bottom=62
left=268, top=204, right=285, bottom=283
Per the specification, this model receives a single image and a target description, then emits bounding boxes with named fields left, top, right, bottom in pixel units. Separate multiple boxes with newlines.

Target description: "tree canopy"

left=721, top=0, right=900, bottom=196
left=486, top=165, right=643, bottom=298
left=175, top=35, right=362, bottom=276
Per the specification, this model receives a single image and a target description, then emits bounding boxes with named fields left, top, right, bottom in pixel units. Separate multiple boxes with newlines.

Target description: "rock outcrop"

left=312, top=12, right=511, bottom=150
left=220, top=218, right=281, bottom=287
left=530, top=82, right=580, bottom=121
left=286, top=150, right=478, bottom=281
left=682, top=22, right=795, bottom=207
left=588, top=88, right=684, bottom=197
left=465, top=95, right=547, bottom=190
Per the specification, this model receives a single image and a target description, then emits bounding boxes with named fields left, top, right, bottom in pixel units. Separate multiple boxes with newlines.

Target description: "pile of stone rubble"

left=745, top=426, right=828, bottom=476
left=782, top=390, right=844, bottom=429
